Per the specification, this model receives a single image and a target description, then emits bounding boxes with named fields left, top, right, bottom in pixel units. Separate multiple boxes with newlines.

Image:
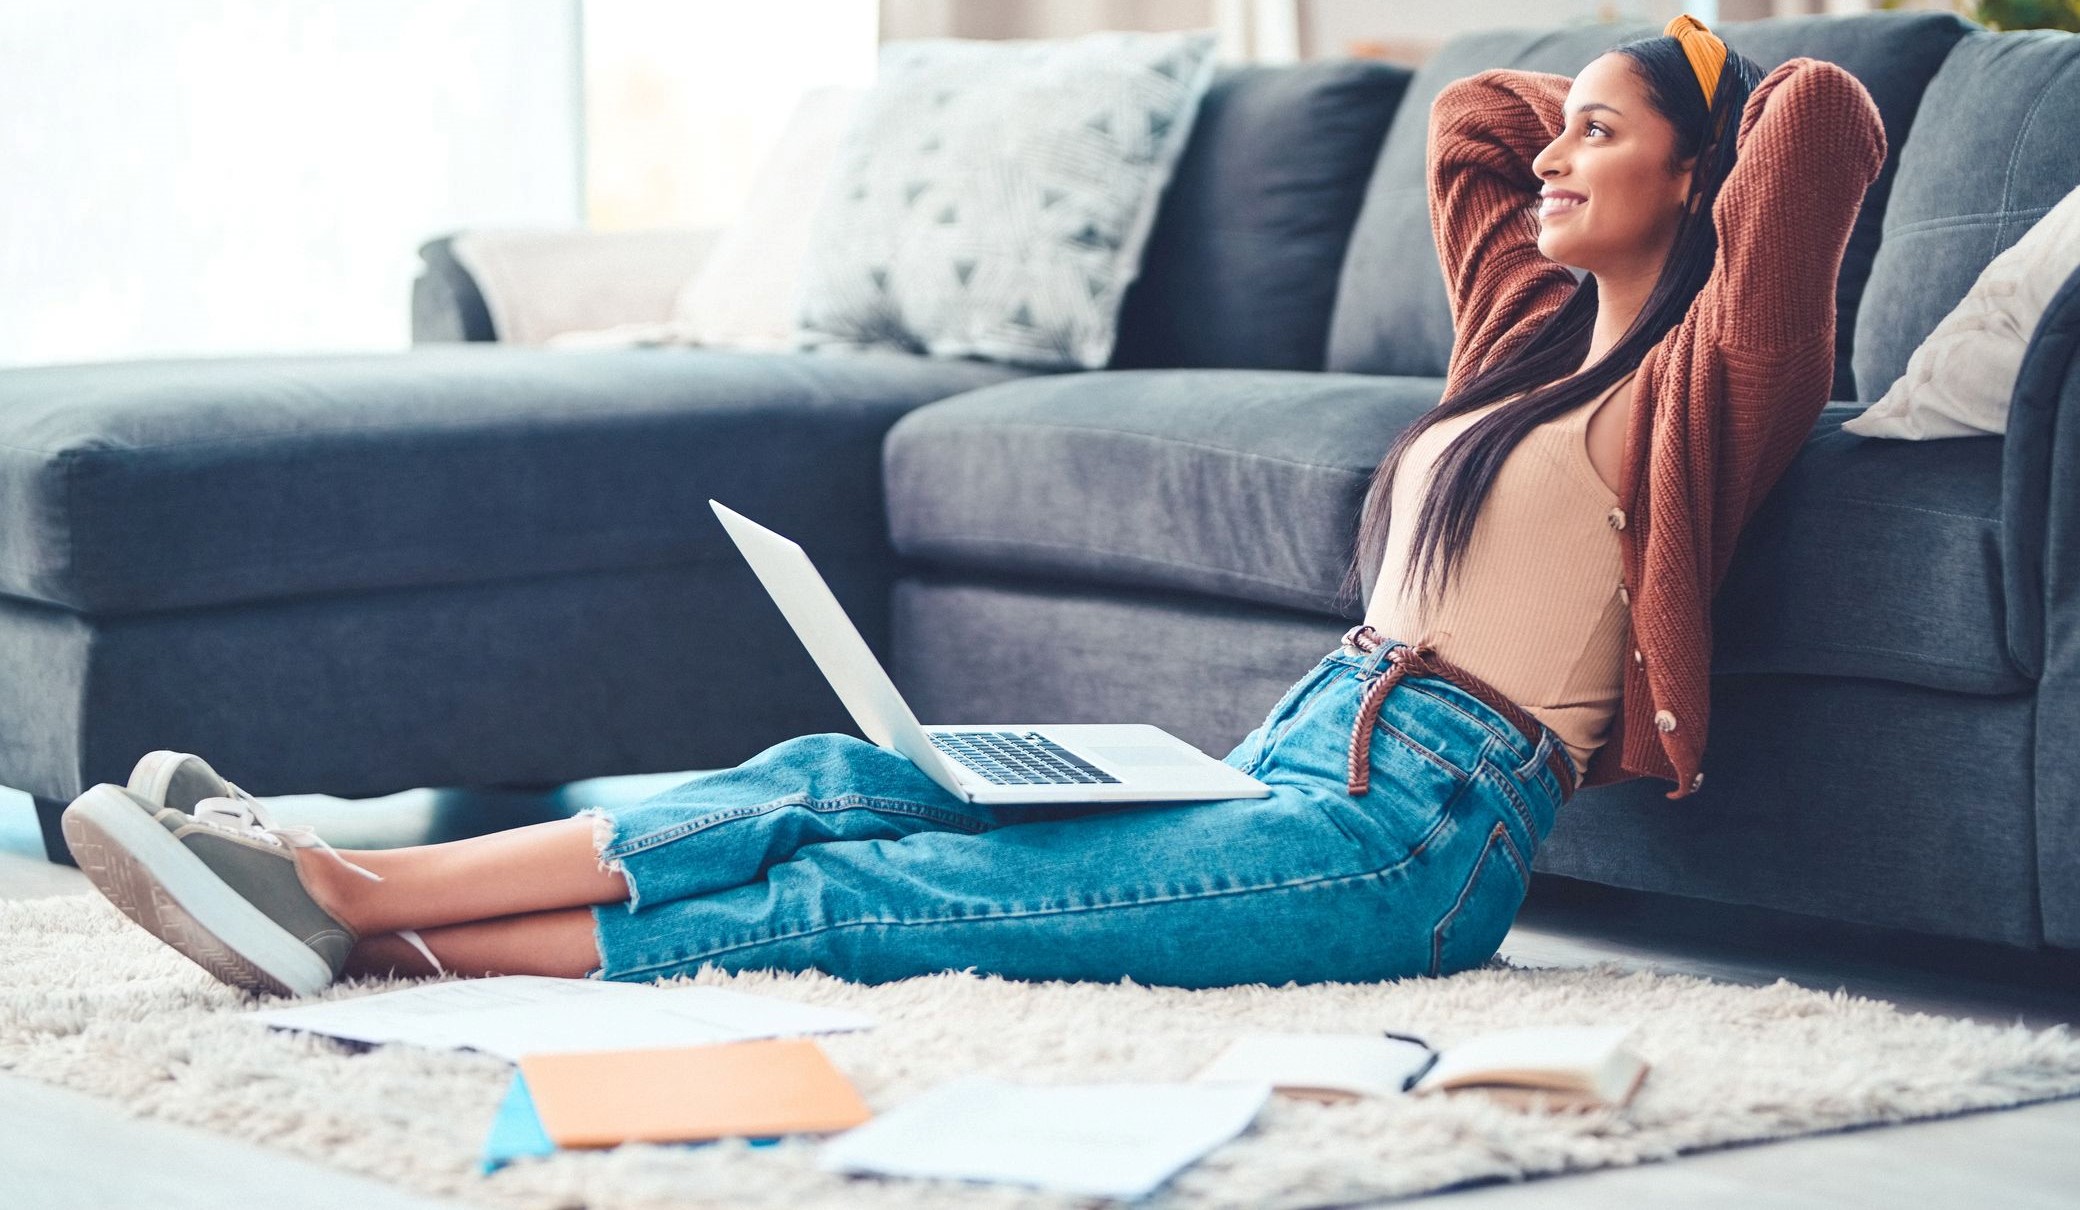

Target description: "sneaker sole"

left=62, top=785, right=333, bottom=998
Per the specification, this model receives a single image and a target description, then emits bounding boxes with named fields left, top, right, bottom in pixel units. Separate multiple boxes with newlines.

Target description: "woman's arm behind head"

left=1427, top=69, right=1580, bottom=395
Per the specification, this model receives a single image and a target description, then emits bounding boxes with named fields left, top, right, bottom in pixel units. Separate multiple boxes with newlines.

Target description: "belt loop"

left=1341, top=623, right=1394, bottom=675
left=1515, top=725, right=1554, bottom=781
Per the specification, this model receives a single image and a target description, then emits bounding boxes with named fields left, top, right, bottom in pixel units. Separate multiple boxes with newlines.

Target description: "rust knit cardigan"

left=1424, top=58, right=1887, bottom=799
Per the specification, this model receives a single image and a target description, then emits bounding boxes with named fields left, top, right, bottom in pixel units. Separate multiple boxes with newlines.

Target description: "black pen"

left=1383, top=1030, right=1441, bottom=1092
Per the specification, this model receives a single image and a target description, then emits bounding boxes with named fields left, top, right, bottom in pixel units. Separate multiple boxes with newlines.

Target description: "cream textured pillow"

left=541, top=88, right=864, bottom=352
left=1844, top=183, right=2080, bottom=440
left=670, top=86, right=865, bottom=350
left=794, top=30, right=1220, bottom=370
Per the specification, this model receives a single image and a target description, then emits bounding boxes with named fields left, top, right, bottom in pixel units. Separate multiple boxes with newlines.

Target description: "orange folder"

left=516, top=1038, right=873, bottom=1148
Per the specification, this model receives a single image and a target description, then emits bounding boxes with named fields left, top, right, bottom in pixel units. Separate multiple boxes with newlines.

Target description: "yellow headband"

left=1664, top=14, right=1727, bottom=105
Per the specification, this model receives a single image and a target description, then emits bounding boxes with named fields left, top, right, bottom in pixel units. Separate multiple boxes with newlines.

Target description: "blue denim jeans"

left=585, top=634, right=1576, bottom=988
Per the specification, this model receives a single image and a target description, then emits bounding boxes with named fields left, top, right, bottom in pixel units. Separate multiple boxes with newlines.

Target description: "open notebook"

left=1196, top=1025, right=1649, bottom=1113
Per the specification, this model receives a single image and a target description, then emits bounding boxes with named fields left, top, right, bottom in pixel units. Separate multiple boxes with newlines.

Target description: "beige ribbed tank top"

left=1361, top=373, right=1634, bottom=774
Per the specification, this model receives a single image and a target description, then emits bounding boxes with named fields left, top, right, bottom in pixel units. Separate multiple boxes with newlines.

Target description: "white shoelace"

left=394, top=928, right=446, bottom=975
left=190, top=788, right=385, bottom=884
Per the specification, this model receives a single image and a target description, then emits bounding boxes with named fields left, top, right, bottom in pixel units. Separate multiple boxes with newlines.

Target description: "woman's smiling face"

left=1530, top=53, right=1697, bottom=278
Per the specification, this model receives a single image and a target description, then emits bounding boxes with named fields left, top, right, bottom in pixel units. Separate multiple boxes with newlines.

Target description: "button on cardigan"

left=1424, top=58, right=1886, bottom=799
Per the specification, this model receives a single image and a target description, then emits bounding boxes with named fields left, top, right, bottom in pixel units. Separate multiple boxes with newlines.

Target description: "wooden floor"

left=4, top=780, right=2078, bottom=1209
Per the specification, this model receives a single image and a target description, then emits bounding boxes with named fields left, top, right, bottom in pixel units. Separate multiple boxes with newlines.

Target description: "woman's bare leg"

left=291, top=816, right=628, bottom=936
left=343, top=908, right=602, bottom=980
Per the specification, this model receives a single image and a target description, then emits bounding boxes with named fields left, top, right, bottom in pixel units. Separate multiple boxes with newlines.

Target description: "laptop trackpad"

left=1084, top=745, right=1196, bottom=768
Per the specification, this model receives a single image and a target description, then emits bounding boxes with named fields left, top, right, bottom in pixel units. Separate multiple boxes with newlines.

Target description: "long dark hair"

left=1335, top=34, right=1764, bottom=619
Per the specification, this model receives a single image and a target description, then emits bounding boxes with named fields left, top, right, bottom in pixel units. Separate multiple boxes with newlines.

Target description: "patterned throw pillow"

left=795, top=30, right=1220, bottom=370
left=1842, top=181, right=2080, bottom=439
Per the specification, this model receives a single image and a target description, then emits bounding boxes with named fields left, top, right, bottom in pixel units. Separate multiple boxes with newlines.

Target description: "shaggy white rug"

left=6, top=894, right=2080, bottom=1210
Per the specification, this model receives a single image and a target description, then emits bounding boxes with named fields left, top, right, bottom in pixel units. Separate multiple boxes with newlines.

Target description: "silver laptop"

left=710, top=500, right=1271, bottom=805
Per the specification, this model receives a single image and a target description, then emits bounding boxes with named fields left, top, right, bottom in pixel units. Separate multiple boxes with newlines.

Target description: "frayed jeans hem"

left=574, top=806, right=636, bottom=980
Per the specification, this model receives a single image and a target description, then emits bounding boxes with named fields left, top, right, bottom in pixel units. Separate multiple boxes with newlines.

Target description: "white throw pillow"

left=459, top=227, right=722, bottom=348
left=794, top=30, right=1220, bottom=370
left=669, top=85, right=865, bottom=350
left=1843, top=182, right=2080, bottom=440
left=541, top=87, right=863, bottom=352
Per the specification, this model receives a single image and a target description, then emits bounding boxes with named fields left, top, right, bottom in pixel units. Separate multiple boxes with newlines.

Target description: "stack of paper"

left=248, top=975, right=872, bottom=1061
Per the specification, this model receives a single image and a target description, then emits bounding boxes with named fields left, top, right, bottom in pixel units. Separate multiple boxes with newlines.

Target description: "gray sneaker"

left=62, top=783, right=381, bottom=997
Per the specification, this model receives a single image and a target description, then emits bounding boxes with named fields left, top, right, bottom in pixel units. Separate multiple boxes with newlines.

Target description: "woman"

left=62, top=18, right=1885, bottom=999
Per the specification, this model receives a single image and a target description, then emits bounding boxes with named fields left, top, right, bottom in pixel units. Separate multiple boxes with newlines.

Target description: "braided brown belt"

left=1340, top=624, right=1578, bottom=803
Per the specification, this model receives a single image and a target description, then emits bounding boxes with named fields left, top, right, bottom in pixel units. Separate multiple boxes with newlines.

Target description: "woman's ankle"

left=344, top=931, right=442, bottom=979
left=290, top=846, right=375, bottom=934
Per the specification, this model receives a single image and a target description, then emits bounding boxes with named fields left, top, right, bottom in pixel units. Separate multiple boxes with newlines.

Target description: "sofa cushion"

left=1715, top=406, right=2022, bottom=695
left=0, top=346, right=1034, bottom=614
left=887, top=369, right=1427, bottom=617
left=1854, top=29, right=2080, bottom=404
left=1327, top=11, right=1971, bottom=403
left=1107, top=60, right=1411, bottom=373
left=886, top=372, right=2020, bottom=695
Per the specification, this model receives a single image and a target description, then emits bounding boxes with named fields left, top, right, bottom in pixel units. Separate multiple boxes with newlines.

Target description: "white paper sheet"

left=816, top=1076, right=1270, bottom=1201
left=248, top=975, right=873, bottom=1061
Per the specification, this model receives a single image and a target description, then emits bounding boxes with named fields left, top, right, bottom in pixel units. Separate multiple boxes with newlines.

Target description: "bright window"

left=0, top=1, right=583, bottom=366
left=580, top=0, right=879, bottom=231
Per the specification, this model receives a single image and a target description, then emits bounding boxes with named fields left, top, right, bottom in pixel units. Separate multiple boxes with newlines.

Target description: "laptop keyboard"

left=929, top=731, right=1123, bottom=785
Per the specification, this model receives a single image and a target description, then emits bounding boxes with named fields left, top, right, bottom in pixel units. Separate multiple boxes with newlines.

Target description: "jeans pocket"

left=1428, top=818, right=1531, bottom=978
left=1318, top=715, right=1484, bottom=862
left=1481, top=755, right=1545, bottom=852
left=1373, top=714, right=1476, bottom=783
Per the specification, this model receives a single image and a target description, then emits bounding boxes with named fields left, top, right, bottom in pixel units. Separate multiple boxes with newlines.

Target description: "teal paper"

left=480, top=1073, right=558, bottom=1174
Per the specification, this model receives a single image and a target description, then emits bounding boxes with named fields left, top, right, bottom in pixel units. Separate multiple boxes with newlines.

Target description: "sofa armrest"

left=412, top=236, right=497, bottom=343
left=410, top=226, right=725, bottom=346
left=1999, top=259, right=2080, bottom=949
left=1998, top=260, right=2080, bottom=680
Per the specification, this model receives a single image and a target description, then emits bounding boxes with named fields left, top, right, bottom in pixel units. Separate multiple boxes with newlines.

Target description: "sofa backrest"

left=1854, top=29, right=2080, bottom=404
left=1107, top=59, right=1409, bottom=373
left=1325, top=11, right=1973, bottom=401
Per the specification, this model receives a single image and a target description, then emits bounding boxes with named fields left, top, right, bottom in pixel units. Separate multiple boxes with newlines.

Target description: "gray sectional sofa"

left=7, top=12, right=2080, bottom=958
